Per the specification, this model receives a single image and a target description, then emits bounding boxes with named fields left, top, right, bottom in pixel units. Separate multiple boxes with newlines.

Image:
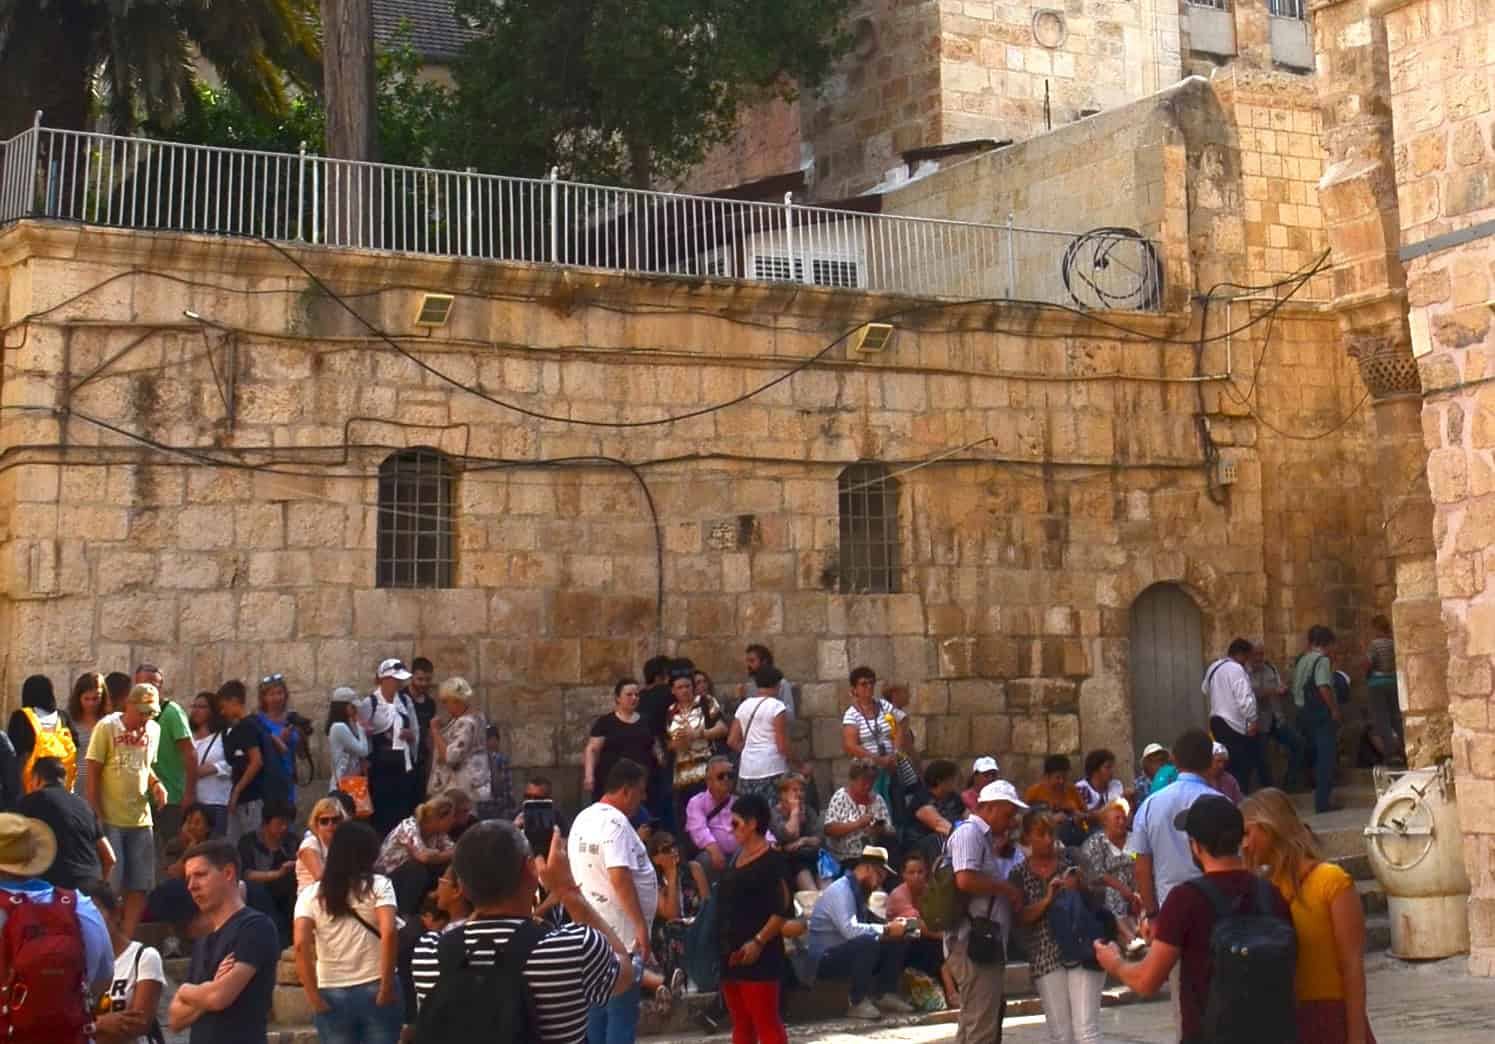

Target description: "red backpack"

left=0, top=889, right=93, bottom=1044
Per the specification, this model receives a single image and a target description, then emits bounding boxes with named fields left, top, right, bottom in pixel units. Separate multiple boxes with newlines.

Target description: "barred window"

left=377, top=448, right=455, bottom=588
left=838, top=462, right=900, bottom=594
left=1269, top=0, right=1305, bottom=16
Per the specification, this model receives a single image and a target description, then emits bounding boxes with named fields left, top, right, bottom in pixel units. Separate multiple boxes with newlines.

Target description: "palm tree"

left=0, top=0, right=320, bottom=139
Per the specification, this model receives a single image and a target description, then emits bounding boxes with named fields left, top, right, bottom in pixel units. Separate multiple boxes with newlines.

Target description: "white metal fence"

left=0, top=120, right=1164, bottom=311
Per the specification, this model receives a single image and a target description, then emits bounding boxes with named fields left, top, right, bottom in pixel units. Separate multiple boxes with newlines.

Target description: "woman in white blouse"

left=190, top=692, right=232, bottom=836
left=728, top=666, right=791, bottom=802
left=326, top=688, right=369, bottom=790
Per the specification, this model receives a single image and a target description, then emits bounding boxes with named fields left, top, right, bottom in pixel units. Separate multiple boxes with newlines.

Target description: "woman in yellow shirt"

left=1241, top=788, right=1376, bottom=1044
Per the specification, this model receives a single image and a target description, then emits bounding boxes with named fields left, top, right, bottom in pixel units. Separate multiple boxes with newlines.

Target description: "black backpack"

left=413, top=920, right=547, bottom=1043
left=1191, top=876, right=1298, bottom=1044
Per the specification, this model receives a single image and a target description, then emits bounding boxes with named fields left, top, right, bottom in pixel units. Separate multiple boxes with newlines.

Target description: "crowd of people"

left=0, top=623, right=1390, bottom=1044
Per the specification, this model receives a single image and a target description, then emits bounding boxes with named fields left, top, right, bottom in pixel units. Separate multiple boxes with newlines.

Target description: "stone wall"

left=0, top=222, right=1384, bottom=806
left=1375, top=0, right=1495, bottom=975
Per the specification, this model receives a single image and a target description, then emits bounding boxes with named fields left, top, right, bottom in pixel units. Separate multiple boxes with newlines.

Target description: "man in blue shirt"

left=1128, top=727, right=1220, bottom=1041
left=0, top=813, right=115, bottom=1039
left=806, top=846, right=912, bottom=1020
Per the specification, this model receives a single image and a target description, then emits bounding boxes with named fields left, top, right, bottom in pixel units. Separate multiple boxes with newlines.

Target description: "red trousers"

left=721, top=979, right=787, bottom=1044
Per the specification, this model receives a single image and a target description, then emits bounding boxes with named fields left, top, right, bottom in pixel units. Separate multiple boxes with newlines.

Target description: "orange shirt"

left=1023, top=781, right=1087, bottom=816
left=1273, top=861, right=1355, bottom=1001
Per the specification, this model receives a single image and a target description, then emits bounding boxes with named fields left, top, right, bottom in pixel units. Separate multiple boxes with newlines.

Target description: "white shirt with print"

left=567, top=801, right=657, bottom=954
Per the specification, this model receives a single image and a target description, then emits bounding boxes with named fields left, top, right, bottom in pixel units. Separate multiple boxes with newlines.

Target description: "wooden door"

left=1129, top=583, right=1206, bottom=758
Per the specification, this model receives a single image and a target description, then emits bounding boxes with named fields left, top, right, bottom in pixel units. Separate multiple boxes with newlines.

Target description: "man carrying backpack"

left=1093, top=796, right=1296, bottom=1044
left=0, top=811, right=115, bottom=1043
left=1292, top=626, right=1341, bottom=814
left=411, top=819, right=634, bottom=1044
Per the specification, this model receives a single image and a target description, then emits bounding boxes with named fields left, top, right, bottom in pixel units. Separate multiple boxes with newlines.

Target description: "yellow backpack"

left=22, top=707, right=77, bottom=792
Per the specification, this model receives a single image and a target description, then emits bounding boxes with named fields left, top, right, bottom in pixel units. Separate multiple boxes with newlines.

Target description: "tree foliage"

left=445, top=0, right=854, bottom=186
left=0, top=0, right=321, bottom=138
left=152, top=37, right=452, bottom=170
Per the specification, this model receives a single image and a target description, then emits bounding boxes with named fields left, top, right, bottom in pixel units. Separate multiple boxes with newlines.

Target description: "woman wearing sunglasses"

left=298, top=796, right=348, bottom=893
left=257, top=672, right=301, bottom=803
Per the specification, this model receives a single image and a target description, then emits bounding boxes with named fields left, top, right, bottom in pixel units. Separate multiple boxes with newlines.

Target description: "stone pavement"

left=668, top=953, right=1495, bottom=1044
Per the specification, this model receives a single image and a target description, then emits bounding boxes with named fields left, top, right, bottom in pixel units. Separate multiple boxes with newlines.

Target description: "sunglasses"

left=261, top=673, right=286, bottom=686
left=315, top=816, right=342, bottom=826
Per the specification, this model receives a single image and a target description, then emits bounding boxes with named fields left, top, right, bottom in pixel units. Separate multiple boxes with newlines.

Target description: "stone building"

left=683, top=0, right=1320, bottom=202
left=0, top=54, right=1383, bottom=804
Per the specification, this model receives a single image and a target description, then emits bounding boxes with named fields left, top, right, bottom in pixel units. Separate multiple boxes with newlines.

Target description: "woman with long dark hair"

left=293, top=820, right=402, bottom=1043
left=68, top=672, right=108, bottom=799
left=189, top=691, right=231, bottom=836
left=9, top=674, right=79, bottom=793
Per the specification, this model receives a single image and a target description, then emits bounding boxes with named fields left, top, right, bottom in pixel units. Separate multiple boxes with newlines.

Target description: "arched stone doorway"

left=1129, top=582, right=1206, bottom=758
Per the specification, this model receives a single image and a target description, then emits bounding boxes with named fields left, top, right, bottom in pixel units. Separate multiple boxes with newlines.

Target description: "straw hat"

left=0, top=814, right=57, bottom=878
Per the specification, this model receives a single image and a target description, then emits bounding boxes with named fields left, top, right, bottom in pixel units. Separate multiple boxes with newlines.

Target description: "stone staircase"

left=1294, top=774, right=1391, bottom=953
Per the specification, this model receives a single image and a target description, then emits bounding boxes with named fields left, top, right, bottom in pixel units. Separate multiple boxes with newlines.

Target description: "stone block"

left=156, top=553, right=221, bottom=591
left=101, top=593, right=178, bottom=642
left=179, top=592, right=238, bottom=643
left=970, top=714, right=1012, bottom=757
left=236, top=503, right=286, bottom=550
left=237, top=589, right=296, bottom=637
left=950, top=679, right=1006, bottom=714
left=531, top=639, right=582, bottom=684
left=295, top=588, right=353, bottom=638
left=1048, top=713, right=1081, bottom=754
left=176, top=506, right=234, bottom=550
left=352, top=589, right=422, bottom=639
left=508, top=722, right=557, bottom=768
left=1012, top=715, right=1048, bottom=755
left=97, top=551, right=157, bottom=595
left=286, top=502, right=348, bottom=548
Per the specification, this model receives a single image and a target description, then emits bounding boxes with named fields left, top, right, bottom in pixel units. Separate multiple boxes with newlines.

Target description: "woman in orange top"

left=1022, top=754, right=1088, bottom=845
left=1241, top=788, right=1376, bottom=1044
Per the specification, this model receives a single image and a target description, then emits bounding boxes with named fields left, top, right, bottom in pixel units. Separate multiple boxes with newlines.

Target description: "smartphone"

left=522, top=799, right=557, bottom=856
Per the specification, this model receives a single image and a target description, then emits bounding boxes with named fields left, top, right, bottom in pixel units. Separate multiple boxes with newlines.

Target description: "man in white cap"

left=806, top=846, right=913, bottom=1020
left=0, top=813, right=114, bottom=1040
left=962, top=756, right=1000, bottom=812
left=947, top=779, right=1028, bottom=1044
left=360, top=659, right=419, bottom=834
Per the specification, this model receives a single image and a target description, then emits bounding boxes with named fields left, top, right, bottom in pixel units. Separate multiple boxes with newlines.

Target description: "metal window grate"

left=837, top=463, right=900, bottom=594
left=812, top=258, right=861, bottom=288
left=377, top=448, right=455, bottom=589
left=1269, top=0, right=1305, bottom=16
left=1188, top=0, right=1228, bottom=8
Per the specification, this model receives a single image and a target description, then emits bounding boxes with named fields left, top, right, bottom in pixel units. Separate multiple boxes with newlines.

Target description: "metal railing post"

left=465, top=167, right=475, bottom=257
left=1006, top=212, right=1016, bottom=298
left=29, top=110, right=44, bottom=218
left=295, top=141, right=306, bottom=241
left=311, top=156, right=321, bottom=245
left=784, top=191, right=797, bottom=284
left=549, top=167, right=559, bottom=264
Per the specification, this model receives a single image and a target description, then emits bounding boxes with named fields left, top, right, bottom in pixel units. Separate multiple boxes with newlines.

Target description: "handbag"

left=967, top=916, right=1006, bottom=966
left=338, top=775, right=374, bottom=818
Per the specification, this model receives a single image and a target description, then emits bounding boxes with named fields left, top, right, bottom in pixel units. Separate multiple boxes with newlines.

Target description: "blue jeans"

left=815, top=934, right=909, bottom=1004
left=586, top=982, right=641, bottom=1044
left=312, top=981, right=403, bottom=1044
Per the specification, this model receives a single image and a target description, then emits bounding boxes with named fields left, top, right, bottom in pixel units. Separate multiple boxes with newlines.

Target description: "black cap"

left=1173, top=795, right=1244, bottom=852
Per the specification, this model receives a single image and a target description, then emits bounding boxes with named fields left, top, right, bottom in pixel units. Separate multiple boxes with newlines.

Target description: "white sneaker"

left=874, top=994, right=915, bottom=1014
left=848, top=999, right=883, bottom=1020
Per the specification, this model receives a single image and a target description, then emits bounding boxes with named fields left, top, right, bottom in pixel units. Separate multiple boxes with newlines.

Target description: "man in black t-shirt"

left=235, top=801, right=298, bottom=946
left=902, top=759, right=968, bottom=863
left=18, top=756, right=111, bottom=888
left=168, top=840, right=280, bottom=1044
left=217, top=682, right=266, bottom=843
left=636, top=656, right=675, bottom=824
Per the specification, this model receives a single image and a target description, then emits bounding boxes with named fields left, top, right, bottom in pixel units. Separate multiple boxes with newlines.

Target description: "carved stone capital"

left=1334, top=289, right=1424, bottom=400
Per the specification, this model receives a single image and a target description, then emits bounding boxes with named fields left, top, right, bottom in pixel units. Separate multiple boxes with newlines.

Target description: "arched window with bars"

left=837, top=462, right=900, bottom=594
left=376, top=448, right=455, bottom=589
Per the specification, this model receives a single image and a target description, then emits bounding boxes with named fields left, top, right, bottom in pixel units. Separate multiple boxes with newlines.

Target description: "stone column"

left=1370, top=0, right=1495, bottom=978
left=1311, top=0, right=1451, bottom=765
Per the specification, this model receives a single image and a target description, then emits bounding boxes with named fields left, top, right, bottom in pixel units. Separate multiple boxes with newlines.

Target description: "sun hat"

left=0, top=814, right=57, bottom=878
left=977, top=780, right=1030, bottom=809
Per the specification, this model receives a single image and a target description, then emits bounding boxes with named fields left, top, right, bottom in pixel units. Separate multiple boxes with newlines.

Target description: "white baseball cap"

left=1141, top=743, right=1168, bottom=759
left=331, top=685, right=359, bottom=702
left=972, top=756, right=1000, bottom=775
left=977, top=780, right=1030, bottom=809
left=1212, top=741, right=1229, bottom=760
left=377, top=658, right=412, bottom=681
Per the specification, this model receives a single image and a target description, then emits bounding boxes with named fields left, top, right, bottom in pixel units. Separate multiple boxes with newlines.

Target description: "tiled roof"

left=372, top=0, right=477, bottom=64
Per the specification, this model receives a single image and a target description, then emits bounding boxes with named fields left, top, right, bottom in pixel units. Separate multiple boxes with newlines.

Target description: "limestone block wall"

left=1377, top=0, right=1495, bottom=975
left=0, top=224, right=1383, bottom=804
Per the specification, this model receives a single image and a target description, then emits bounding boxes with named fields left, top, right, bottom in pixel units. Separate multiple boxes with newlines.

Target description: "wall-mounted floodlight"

left=849, top=322, right=895, bottom=353
left=414, top=293, right=455, bottom=327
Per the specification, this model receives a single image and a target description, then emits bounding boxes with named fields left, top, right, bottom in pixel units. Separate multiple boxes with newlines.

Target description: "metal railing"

left=0, top=119, right=1164, bottom=311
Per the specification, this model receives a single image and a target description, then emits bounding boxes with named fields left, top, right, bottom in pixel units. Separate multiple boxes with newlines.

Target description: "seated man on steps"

left=805, top=845, right=913, bottom=1021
